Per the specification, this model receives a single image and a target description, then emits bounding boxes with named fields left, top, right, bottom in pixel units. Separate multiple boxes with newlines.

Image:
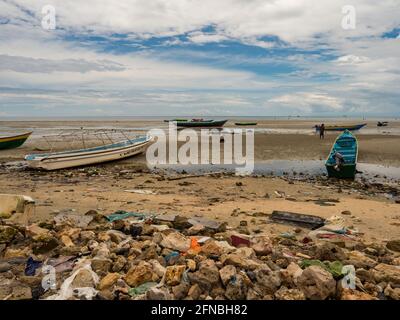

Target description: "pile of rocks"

left=0, top=211, right=399, bottom=300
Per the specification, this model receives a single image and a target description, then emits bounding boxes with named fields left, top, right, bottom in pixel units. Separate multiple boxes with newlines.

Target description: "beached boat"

left=163, top=119, right=188, bottom=122
left=325, top=130, right=358, bottom=179
left=25, top=135, right=152, bottom=170
left=0, top=132, right=32, bottom=150
left=176, top=119, right=227, bottom=128
left=377, top=121, right=388, bottom=127
left=235, top=122, right=257, bottom=126
left=315, top=123, right=366, bottom=132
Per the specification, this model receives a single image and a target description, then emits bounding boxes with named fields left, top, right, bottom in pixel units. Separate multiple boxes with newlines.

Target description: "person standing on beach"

left=319, top=123, right=325, bottom=139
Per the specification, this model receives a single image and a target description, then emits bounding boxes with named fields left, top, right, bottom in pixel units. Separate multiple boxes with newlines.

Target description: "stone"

left=112, top=255, right=127, bottom=273
left=340, top=289, right=377, bottom=300
left=255, top=268, right=281, bottom=295
left=0, top=262, right=12, bottom=273
left=386, top=240, right=400, bottom=252
left=274, top=287, right=306, bottom=300
left=80, top=231, right=96, bottom=242
left=172, top=282, right=190, bottom=300
left=384, top=284, right=400, bottom=300
left=315, top=242, right=347, bottom=261
left=346, top=251, right=377, bottom=269
left=149, top=259, right=166, bottom=277
left=165, top=265, right=186, bottom=286
left=71, top=269, right=97, bottom=288
left=0, top=226, right=21, bottom=244
left=250, top=235, right=272, bottom=256
left=60, top=235, right=75, bottom=247
left=221, top=254, right=260, bottom=270
left=280, top=262, right=303, bottom=286
left=98, top=273, right=120, bottom=290
left=297, top=266, right=336, bottom=300
left=11, top=285, right=32, bottom=300
left=225, top=273, right=248, bottom=300
left=186, top=259, right=196, bottom=271
left=188, top=259, right=220, bottom=291
left=372, top=263, right=400, bottom=285
left=125, top=261, right=155, bottom=287
left=160, top=232, right=191, bottom=252
left=188, top=284, right=202, bottom=300
left=219, top=265, right=237, bottom=286
left=187, top=224, right=205, bottom=236
left=25, top=224, right=50, bottom=239
left=201, top=240, right=228, bottom=257
left=341, top=210, right=352, bottom=215
left=32, top=237, right=59, bottom=255
left=246, top=287, right=263, bottom=300
left=4, top=247, right=30, bottom=258
left=91, top=258, right=112, bottom=276
left=145, top=287, right=171, bottom=300
left=236, top=247, right=256, bottom=259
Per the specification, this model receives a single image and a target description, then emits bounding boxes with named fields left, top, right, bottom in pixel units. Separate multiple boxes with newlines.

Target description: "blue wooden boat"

left=325, top=130, right=358, bottom=179
left=315, top=123, right=366, bottom=132
left=176, top=119, right=227, bottom=128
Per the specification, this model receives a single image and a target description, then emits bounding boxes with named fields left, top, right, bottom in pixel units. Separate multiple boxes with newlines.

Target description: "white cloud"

left=336, top=55, right=370, bottom=65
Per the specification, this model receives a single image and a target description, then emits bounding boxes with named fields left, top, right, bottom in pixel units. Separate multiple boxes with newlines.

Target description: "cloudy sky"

left=0, top=0, right=399, bottom=117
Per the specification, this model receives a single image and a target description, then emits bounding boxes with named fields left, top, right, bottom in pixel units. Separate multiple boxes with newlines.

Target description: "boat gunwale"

left=0, top=132, right=33, bottom=142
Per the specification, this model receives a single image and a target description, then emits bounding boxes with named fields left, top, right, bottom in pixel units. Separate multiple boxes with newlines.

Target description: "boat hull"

left=325, top=164, right=356, bottom=179
left=0, top=132, right=32, bottom=150
left=176, top=120, right=227, bottom=128
left=235, top=122, right=257, bottom=126
left=25, top=137, right=152, bottom=170
left=316, top=123, right=366, bottom=131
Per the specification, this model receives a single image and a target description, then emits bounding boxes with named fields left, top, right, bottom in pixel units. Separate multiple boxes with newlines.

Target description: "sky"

left=0, top=0, right=399, bottom=117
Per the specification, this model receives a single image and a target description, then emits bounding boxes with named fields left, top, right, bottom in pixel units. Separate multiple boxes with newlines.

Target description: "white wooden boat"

left=25, top=135, right=152, bottom=170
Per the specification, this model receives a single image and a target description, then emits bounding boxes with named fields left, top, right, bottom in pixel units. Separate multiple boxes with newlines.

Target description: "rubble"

left=0, top=202, right=399, bottom=301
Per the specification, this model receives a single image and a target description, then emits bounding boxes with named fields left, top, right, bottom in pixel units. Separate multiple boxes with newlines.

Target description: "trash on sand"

left=24, top=257, right=42, bottom=276
left=128, top=282, right=158, bottom=296
left=308, top=215, right=359, bottom=241
left=299, top=259, right=345, bottom=279
left=46, top=259, right=99, bottom=300
left=188, top=217, right=227, bottom=232
left=54, top=212, right=93, bottom=228
left=106, top=210, right=148, bottom=222
left=280, top=232, right=297, bottom=240
left=46, top=256, right=76, bottom=273
left=124, top=189, right=156, bottom=195
left=270, top=211, right=325, bottom=229
left=231, top=234, right=251, bottom=247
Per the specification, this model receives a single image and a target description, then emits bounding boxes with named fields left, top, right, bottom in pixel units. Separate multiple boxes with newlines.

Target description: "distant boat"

left=315, top=123, right=366, bottom=132
left=176, top=119, right=227, bottom=128
left=235, top=122, right=258, bottom=126
left=377, top=121, right=388, bottom=127
left=325, top=130, right=358, bottom=179
left=25, top=135, right=152, bottom=170
left=163, top=119, right=188, bottom=122
left=0, top=132, right=32, bottom=150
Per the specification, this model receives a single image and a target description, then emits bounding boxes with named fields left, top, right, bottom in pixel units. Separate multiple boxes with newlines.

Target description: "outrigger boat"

left=0, top=132, right=32, bottom=150
left=175, top=119, right=227, bottom=128
left=325, top=130, right=358, bottom=179
left=315, top=123, right=366, bottom=132
left=163, top=119, right=188, bottom=122
left=25, top=130, right=152, bottom=170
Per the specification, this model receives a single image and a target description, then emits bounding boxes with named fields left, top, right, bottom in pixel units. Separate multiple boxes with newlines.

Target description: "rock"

left=149, top=259, right=166, bottom=277
left=32, top=236, right=59, bottom=255
left=173, top=216, right=192, bottom=230
left=274, top=287, right=306, bottom=300
left=340, top=289, right=377, bottom=300
left=372, top=263, right=400, bottom=285
left=98, top=273, right=120, bottom=290
left=221, top=254, right=260, bottom=270
left=341, top=210, right=352, bottom=215
left=91, top=258, right=112, bottom=276
left=186, top=259, right=196, bottom=271
left=236, top=247, right=256, bottom=259
left=60, top=235, right=75, bottom=247
left=386, top=240, right=400, bottom=252
left=188, top=259, right=220, bottom=291
left=11, top=285, right=32, bottom=300
left=201, top=240, right=232, bottom=257
left=165, top=265, right=186, bottom=286
left=187, top=224, right=205, bottom=236
left=172, top=282, right=190, bottom=300
left=0, top=262, right=12, bottom=273
left=255, top=268, right=281, bottom=295
left=297, top=266, right=336, bottom=300
left=160, top=232, right=190, bottom=252
left=0, top=226, right=21, bottom=244
left=125, top=261, right=156, bottom=287
left=188, top=284, right=202, bottom=300
left=384, top=284, right=400, bottom=300
left=246, top=287, right=263, bottom=300
left=146, top=287, right=171, bottom=300
left=25, top=224, right=50, bottom=239
left=80, top=231, right=96, bottom=242
left=250, top=235, right=272, bottom=256
left=225, top=273, right=248, bottom=300
left=219, top=265, right=237, bottom=286
left=315, top=242, right=347, bottom=261
left=4, top=247, right=30, bottom=258
left=112, top=255, right=127, bottom=273
left=356, top=268, right=375, bottom=284
left=71, top=269, right=97, bottom=288
left=346, top=251, right=377, bottom=269
left=280, top=262, right=303, bottom=286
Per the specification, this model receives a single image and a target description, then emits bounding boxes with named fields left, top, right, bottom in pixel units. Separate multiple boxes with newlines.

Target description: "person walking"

left=319, top=123, right=325, bottom=139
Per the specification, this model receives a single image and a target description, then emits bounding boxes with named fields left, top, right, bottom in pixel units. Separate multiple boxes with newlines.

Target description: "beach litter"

left=270, top=211, right=326, bottom=229
left=124, top=189, right=156, bottom=195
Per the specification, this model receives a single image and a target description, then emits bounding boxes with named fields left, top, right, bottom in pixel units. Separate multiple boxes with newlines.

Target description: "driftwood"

left=270, top=210, right=325, bottom=229
left=167, top=171, right=225, bottom=181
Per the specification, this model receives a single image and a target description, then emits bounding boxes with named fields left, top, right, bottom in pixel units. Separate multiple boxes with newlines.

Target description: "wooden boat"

left=163, top=119, right=188, bottom=122
left=0, top=132, right=32, bottom=150
left=377, top=121, right=388, bottom=127
left=325, top=130, right=358, bottom=179
left=25, top=135, right=152, bottom=170
left=315, top=123, right=366, bottom=132
left=176, top=119, right=227, bottom=128
left=235, top=122, right=257, bottom=126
